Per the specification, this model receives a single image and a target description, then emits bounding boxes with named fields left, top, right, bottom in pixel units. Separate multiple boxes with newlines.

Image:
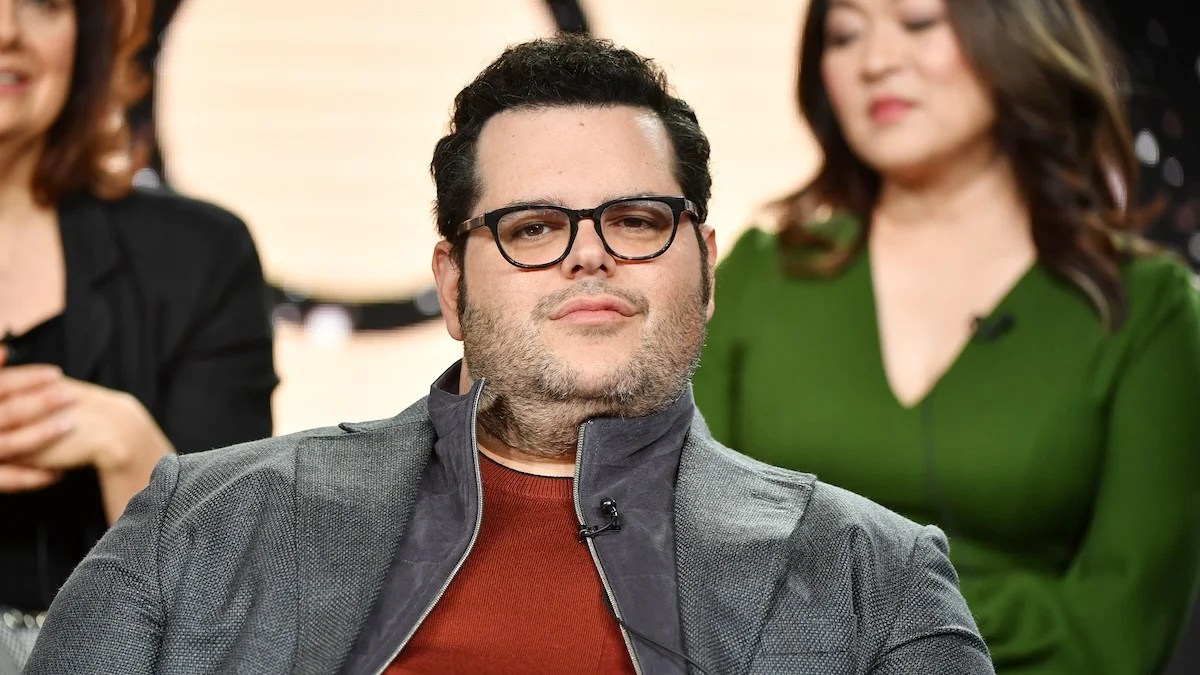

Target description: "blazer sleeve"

left=23, top=454, right=179, bottom=674
left=870, top=526, right=995, bottom=674
left=156, top=209, right=278, bottom=454
left=967, top=264, right=1200, bottom=674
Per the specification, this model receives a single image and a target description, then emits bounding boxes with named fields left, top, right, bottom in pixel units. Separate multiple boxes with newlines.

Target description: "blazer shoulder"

left=337, top=395, right=433, bottom=433
left=693, top=440, right=932, bottom=572
left=169, top=397, right=434, bottom=509
left=82, top=189, right=266, bottom=317
left=99, top=188, right=259, bottom=275
left=167, top=425, right=342, bottom=512
left=688, top=416, right=927, bottom=560
left=106, top=187, right=252, bottom=240
left=802, top=479, right=934, bottom=571
left=686, top=418, right=818, bottom=496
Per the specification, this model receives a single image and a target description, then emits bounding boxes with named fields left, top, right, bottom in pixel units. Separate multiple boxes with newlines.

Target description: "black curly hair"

left=430, top=34, right=712, bottom=265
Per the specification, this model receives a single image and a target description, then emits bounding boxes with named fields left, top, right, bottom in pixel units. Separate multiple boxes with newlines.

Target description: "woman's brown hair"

left=34, top=0, right=152, bottom=205
left=778, top=0, right=1147, bottom=330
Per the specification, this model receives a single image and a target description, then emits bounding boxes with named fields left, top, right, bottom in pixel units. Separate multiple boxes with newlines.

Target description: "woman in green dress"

left=694, top=0, right=1200, bottom=672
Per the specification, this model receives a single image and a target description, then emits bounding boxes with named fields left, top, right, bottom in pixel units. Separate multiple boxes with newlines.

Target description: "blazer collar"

left=58, top=196, right=121, bottom=381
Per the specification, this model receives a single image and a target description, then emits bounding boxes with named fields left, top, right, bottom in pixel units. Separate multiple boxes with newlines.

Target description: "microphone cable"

left=602, top=592, right=713, bottom=675
left=583, top=498, right=714, bottom=674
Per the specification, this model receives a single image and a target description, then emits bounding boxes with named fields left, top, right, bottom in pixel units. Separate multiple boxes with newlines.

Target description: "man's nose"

left=560, top=219, right=615, bottom=278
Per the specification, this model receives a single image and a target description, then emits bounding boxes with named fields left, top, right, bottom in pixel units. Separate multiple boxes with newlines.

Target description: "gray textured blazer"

left=25, top=391, right=992, bottom=674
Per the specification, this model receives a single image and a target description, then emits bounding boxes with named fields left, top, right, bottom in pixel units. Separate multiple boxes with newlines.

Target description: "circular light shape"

left=132, top=167, right=162, bottom=188
left=1134, top=129, right=1160, bottom=166
left=304, top=305, right=354, bottom=349
left=156, top=0, right=556, bottom=301
left=1163, top=157, right=1185, bottom=187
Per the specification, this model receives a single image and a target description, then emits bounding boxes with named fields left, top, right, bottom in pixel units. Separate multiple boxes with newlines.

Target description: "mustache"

left=531, top=279, right=650, bottom=321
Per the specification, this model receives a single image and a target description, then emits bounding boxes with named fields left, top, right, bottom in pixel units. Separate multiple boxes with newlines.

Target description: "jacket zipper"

left=573, top=420, right=644, bottom=675
left=371, top=385, right=487, bottom=675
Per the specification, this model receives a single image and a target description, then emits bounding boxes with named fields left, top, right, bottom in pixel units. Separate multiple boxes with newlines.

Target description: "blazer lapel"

left=58, top=198, right=119, bottom=382
left=293, top=420, right=436, bottom=675
left=674, top=420, right=815, bottom=673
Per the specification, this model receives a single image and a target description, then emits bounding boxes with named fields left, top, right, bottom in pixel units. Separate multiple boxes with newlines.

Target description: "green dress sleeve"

left=973, top=261, right=1200, bottom=674
left=694, top=228, right=770, bottom=449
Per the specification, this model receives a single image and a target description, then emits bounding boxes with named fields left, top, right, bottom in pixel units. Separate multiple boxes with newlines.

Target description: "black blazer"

left=0, top=188, right=277, bottom=611
left=56, top=189, right=277, bottom=450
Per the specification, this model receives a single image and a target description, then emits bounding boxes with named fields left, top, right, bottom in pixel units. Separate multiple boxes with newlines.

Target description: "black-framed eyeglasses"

left=456, top=195, right=700, bottom=269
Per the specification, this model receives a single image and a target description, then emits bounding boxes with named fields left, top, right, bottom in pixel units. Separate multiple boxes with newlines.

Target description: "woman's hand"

left=0, top=348, right=174, bottom=521
left=0, top=356, right=74, bottom=493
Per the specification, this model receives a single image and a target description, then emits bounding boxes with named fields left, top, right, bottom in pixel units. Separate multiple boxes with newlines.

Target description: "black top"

left=0, top=315, right=94, bottom=610
left=0, top=188, right=277, bottom=612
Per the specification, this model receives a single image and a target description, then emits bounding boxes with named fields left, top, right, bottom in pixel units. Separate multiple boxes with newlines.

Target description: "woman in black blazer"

left=0, top=1, right=276, bottom=668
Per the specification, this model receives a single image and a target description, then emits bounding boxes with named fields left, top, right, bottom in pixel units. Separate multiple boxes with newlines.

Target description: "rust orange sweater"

left=386, top=456, right=636, bottom=674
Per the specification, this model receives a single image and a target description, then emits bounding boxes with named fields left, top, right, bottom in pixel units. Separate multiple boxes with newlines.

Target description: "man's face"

left=432, top=105, right=716, bottom=417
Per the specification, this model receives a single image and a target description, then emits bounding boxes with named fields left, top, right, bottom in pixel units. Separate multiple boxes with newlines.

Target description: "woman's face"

left=819, top=0, right=996, bottom=181
left=0, top=0, right=76, bottom=145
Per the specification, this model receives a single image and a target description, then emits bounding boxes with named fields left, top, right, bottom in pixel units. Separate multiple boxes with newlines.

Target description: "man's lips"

left=549, top=296, right=637, bottom=320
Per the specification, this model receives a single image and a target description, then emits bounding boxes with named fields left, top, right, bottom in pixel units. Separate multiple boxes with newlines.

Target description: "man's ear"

left=432, top=241, right=464, bottom=341
left=702, top=224, right=717, bottom=321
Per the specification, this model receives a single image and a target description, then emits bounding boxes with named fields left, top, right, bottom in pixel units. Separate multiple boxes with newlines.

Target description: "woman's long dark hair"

left=34, top=0, right=152, bottom=205
left=778, top=0, right=1148, bottom=330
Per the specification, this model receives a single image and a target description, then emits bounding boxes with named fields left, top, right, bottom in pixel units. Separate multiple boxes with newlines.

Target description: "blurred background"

left=142, top=0, right=823, bottom=434
left=129, top=2, right=1197, bottom=668
left=134, top=0, right=1199, bottom=435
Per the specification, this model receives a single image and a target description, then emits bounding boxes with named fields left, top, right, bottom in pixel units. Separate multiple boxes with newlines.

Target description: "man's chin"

left=547, top=354, right=635, bottom=395
left=565, top=359, right=630, bottom=384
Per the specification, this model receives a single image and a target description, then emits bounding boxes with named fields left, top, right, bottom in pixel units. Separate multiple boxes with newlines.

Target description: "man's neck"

left=476, top=434, right=576, bottom=477
left=459, top=362, right=588, bottom=477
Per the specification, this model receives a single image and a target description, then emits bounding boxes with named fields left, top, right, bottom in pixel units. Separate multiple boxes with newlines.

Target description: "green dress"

left=694, top=226, right=1200, bottom=674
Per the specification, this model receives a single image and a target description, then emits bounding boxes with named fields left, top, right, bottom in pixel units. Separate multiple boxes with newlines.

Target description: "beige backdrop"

left=156, top=0, right=819, bottom=434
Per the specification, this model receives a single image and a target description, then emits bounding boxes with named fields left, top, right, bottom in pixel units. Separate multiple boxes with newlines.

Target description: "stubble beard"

left=460, top=277, right=708, bottom=458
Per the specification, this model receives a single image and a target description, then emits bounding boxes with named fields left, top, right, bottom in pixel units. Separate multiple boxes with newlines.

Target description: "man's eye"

left=613, top=217, right=658, bottom=230
left=516, top=223, right=553, bottom=238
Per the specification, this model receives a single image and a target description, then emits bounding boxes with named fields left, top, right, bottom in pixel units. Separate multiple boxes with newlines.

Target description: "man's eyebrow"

left=495, top=193, right=668, bottom=209
left=495, top=197, right=563, bottom=209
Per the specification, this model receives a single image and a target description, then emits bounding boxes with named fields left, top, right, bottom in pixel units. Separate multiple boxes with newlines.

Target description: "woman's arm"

left=974, top=266, right=1200, bottom=673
